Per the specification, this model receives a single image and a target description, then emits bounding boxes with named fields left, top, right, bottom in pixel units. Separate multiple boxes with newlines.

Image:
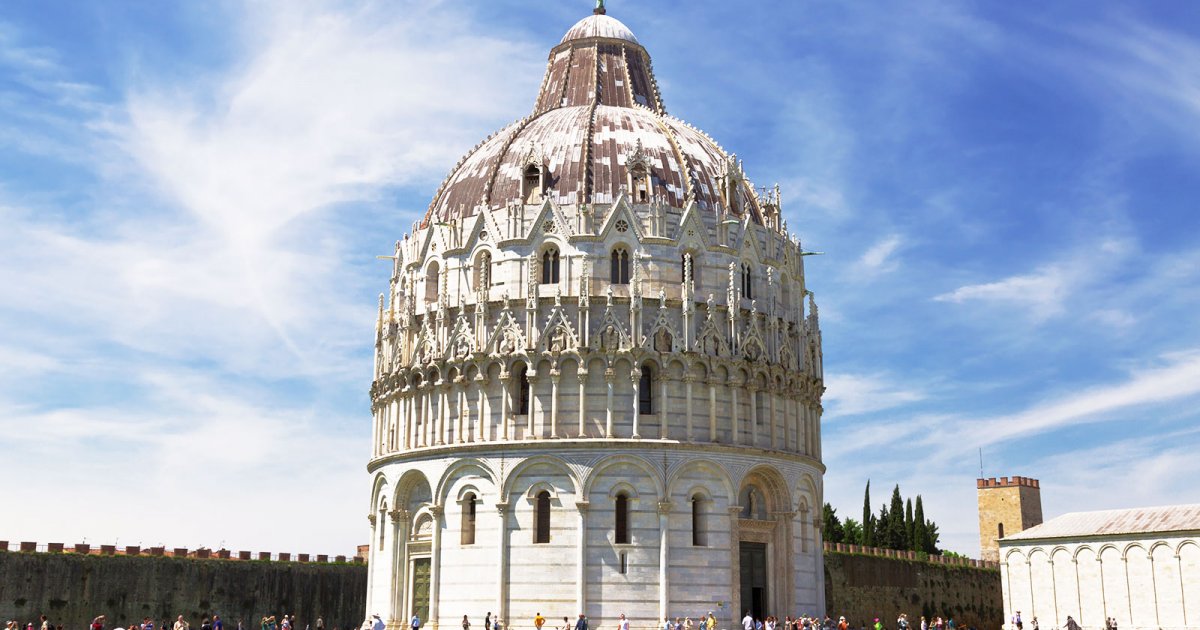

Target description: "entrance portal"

left=410, top=558, right=431, bottom=622
left=740, top=542, right=768, bottom=620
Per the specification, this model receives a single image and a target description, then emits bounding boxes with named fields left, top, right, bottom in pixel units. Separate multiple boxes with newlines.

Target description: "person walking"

left=175, top=617, right=190, bottom=630
left=535, top=614, right=546, bottom=630
left=463, top=617, right=470, bottom=630
left=408, top=615, right=419, bottom=630
left=617, top=615, right=629, bottom=630
left=742, top=613, right=754, bottom=630
left=574, top=615, right=588, bottom=630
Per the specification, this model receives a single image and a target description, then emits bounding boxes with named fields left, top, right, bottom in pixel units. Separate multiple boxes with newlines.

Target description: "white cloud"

left=823, top=372, right=926, bottom=417
left=854, top=234, right=903, bottom=274
left=933, top=266, right=1068, bottom=318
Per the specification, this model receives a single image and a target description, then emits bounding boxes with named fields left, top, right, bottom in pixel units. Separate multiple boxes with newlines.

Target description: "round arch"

left=501, top=454, right=583, bottom=500
left=434, top=457, right=499, bottom=505
left=582, top=453, right=665, bottom=500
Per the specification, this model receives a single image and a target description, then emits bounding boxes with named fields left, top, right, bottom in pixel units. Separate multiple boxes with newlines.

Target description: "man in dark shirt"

left=574, top=616, right=587, bottom=630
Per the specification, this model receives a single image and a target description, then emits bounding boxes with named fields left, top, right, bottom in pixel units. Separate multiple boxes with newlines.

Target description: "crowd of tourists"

left=364, top=611, right=980, bottom=630
left=6, top=614, right=334, bottom=630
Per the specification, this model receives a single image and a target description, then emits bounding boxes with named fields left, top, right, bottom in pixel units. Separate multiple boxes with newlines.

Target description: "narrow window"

left=535, top=490, right=551, bottom=543
left=378, top=505, right=387, bottom=550
left=692, top=494, right=705, bottom=546
left=461, top=493, right=477, bottom=545
left=524, top=165, right=542, bottom=204
left=638, top=365, right=653, bottom=415
left=611, top=249, right=630, bottom=285
left=998, top=523, right=1004, bottom=539
left=541, top=248, right=560, bottom=284
left=741, top=262, right=753, bottom=300
left=425, top=262, right=441, bottom=303
left=517, top=366, right=531, bottom=416
left=615, top=492, right=630, bottom=544
left=619, top=551, right=627, bottom=574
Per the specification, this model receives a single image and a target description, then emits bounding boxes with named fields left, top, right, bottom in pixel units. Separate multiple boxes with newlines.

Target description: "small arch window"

left=523, top=165, right=543, bottom=204
left=741, top=262, right=753, bottom=300
left=377, top=504, right=388, bottom=550
left=534, top=490, right=551, bottom=543
left=425, top=261, right=441, bottom=303
left=461, top=493, right=477, bottom=545
left=541, top=247, right=560, bottom=284
left=638, top=365, right=653, bottom=415
left=614, top=492, right=631, bottom=544
left=998, top=522, right=1005, bottom=540
left=516, top=365, right=531, bottom=416
left=611, top=249, right=630, bottom=285
left=691, top=494, right=706, bottom=547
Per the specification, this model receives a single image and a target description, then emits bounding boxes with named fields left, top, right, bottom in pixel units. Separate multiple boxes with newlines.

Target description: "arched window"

left=741, top=262, right=753, bottom=300
left=377, top=503, right=387, bottom=550
left=461, top=493, right=477, bottom=545
left=611, top=249, right=630, bottom=285
left=691, top=494, right=706, bottom=546
left=425, top=261, right=441, bottom=303
left=614, top=492, right=630, bottom=544
left=541, top=247, right=560, bottom=284
left=523, top=165, right=542, bottom=204
left=535, top=490, right=551, bottom=543
left=997, top=522, right=1004, bottom=540
left=516, top=364, right=531, bottom=416
left=638, top=365, right=653, bottom=415
left=475, top=251, right=492, bottom=292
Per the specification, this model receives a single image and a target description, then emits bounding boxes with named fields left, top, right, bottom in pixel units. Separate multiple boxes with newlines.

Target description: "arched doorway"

left=734, top=468, right=794, bottom=621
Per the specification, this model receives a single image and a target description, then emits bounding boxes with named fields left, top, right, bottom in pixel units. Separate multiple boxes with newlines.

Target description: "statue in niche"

left=419, top=342, right=434, bottom=365
left=745, top=488, right=759, bottom=519
left=654, top=328, right=672, bottom=353
left=600, top=324, right=620, bottom=353
left=499, top=331, right=518, bottom=355
left=744, top=341, right=761, bottom=362
left=454, top=336, right=471, bottom=360
left=703, top=333, right=720, bottom=357
left=549, top=326, right=568, bottom=353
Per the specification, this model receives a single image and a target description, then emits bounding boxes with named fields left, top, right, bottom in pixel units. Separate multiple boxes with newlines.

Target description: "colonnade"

left=371, top=363, right=822, bottom=460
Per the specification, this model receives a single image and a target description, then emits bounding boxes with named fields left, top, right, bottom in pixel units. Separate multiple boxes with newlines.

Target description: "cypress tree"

left=905, top=497, right=915, bottom=551
left=823, top=503, right=845, bottom=544
left=887, top=484, right=905, bottom=549
left=862, top=480, right=873, bottom=547
left=913, top=495, right=929, bottom=553
left=878, top=504, right=890, bottom=548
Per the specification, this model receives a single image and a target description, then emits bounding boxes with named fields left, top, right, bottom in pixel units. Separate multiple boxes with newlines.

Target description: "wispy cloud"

left=934, top=265, right=1068, bottom=318
left=824, top=372, right=926, bottom=418
left=854, top=234, right=903, bottom=275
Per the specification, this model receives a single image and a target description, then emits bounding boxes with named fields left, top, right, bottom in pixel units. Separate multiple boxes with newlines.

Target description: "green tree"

left=877, top=504, right=891, bottom=548
left=925, top=519, right=941, bottom=554
left=913, top=495, right=930, bottom=553
left=842, top=518, right=862, bottom=545
left=861, top=480, right=874, bottom=547
left=886, top=484, right=906, bottom=549
left=905, top=498, right=915, bottom=551
left=823, top=503, right=845, bottom=544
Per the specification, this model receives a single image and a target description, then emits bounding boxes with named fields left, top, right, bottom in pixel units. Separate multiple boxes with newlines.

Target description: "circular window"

left=615, top=219, right=629, bottom=233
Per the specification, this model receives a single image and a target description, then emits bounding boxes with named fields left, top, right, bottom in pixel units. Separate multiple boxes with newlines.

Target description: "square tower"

left=977, top=476, right=1043, bottom=562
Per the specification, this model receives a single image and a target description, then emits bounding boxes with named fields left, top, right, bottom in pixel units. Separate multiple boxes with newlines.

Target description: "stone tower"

left=977, top=476, right=1043, bottom=562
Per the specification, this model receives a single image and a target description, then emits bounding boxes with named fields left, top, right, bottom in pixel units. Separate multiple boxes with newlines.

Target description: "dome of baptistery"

left=366, top=6, right=826, bottom=630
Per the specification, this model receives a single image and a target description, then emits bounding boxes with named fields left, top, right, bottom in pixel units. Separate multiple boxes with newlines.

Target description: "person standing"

left=213, top=616, right=223, bottom=630
left=617, top=615, right=629, bottom=630
left=484, top=615, right=490, bottom=630
left=463, top=617, right=470, bottom=630
left=574, top=615, right=588, bottom=630
left=175, top=617, right=190, bottom=630
left=408, top=615, right=419, bottom=630
left=535, top=614, right=546, bottom=630
left=742, top=613, right=754, bottom=630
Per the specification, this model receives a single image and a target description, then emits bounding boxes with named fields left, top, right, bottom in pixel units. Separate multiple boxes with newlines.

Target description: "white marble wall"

left=1001, top=535, right=1200, bottom=629
left=366, top=446, right=824, bottom=630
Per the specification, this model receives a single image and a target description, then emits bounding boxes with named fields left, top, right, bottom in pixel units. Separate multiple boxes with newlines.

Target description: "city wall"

left=0, top=549, right=367, bottom=630
left=824, top=548, right=1003, bottom=630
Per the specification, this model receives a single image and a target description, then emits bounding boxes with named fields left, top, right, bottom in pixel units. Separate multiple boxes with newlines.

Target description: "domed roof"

left=422, top=9, right=762, bottom=227
left=560, top=14, right=639, bottom=45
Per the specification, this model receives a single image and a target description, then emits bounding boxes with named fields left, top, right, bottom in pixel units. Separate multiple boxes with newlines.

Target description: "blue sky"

left=2, top=0, right=1199, bottom=557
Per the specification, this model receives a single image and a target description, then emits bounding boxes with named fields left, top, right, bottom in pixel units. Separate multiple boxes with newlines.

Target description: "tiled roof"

left=1002, top=504, right=1200, bottom=542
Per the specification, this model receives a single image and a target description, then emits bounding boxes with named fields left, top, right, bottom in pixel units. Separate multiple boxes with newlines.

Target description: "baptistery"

left=366, top=6, right=826, bottom=629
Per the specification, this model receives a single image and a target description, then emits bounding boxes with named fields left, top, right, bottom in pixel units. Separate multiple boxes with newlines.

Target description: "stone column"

left=748, top=387, right=759, bottom=447
left=769, top=388, right=778, bottom=450
left=455, top=377, right=467, bottom=444
left=782, top=395, right=791, bottom=452
left=728, top=507, right=742, bottom=626
left=577, top=370, right=588, bottom=438
left=604, top=368, right=615, bottom=438
left=774, top=510, right=796, bottom=617
left=631, top=368, right=642, bottom=439
left=496, top=501, right=511, bottom=625
left=658, top=376, right=668, bottom=439
left=366, top=514, right=377, bottom=612
left=500, top=372, right=512, bottom=441
left=815, top=405, right=823, bottom=460
left=475, top=375, right=488, bottom=442
left=421, top=384, right=431, bottom=447
left=436, top=381, right=448, bottom=445
left=658, top=501, right=672, bottom=622
left=708, top=378, right=718, bottom=442
left=731, top=386, right=740, bottom=445
left=684, top=374, right=695, bottom=441
left=576, top=501, right=590, bottom=614
left=550, top=369, right=561, bottom=438
left=389, top=509, right=410, bottom=626
left=527, top=374, right=540, bottom=439
left=429, top=505, right=444, bottom=629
